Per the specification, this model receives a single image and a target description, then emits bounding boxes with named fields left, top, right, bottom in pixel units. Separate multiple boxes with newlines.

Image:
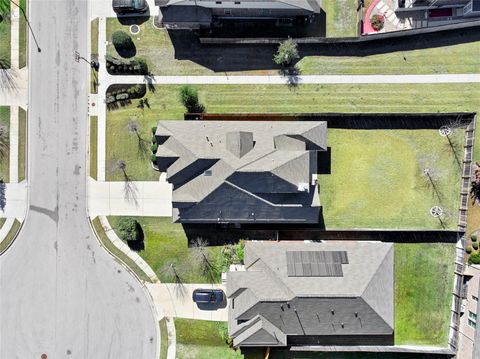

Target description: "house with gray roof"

left=156, top=0, right=322, bottom=29
left=155, top=120, right=326, bottom=224
left=227, top=241, right=394, bottom=347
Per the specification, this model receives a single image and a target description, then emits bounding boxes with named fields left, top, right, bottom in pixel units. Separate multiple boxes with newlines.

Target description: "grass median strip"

left=91, top=217, right=152, bottom=283
left=90, top=18, right=99, bottom=94
left=18, top=0, right=26, bottom=68
left=89, top=116, right=97, bottom=180
left=18, top=107, right=26, bottom=182
left=159, top=318, right=168, bottom=359
left=0, top=219, right=21, bottom=254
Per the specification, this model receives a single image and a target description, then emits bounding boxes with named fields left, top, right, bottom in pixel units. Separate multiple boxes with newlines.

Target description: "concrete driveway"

left=147, top=283, right=229, bottom=321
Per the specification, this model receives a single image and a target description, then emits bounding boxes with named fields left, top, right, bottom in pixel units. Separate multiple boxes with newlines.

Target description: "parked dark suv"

left=192, top=289, right=225, bottom=304
left=112, top=0, right=148, bottom=14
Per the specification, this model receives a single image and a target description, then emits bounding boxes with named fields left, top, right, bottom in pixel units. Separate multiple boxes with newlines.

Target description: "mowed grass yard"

left=394, top=243, right=455, bottom=346
left=105, top=17, right=480, bottom=75
left=107, top=216, right=227, bottom=283
left=319, top=129, right=464, bottom=229
left=0, top=2, right=10, bottom=67
left=0, top=107, right=9, bottom=182
left=322, top=0, right=359, bottom=37
left=175, top=319, right=242, bottom=359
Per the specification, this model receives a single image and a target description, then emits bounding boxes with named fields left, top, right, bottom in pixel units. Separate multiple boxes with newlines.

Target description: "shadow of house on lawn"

left=168, top=25, right=480, bottom=73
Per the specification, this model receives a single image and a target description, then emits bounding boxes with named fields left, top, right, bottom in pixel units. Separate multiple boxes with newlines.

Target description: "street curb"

left=88, top=216, right=161, bottom=359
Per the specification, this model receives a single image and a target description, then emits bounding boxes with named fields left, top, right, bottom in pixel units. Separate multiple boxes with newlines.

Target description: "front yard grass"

left=105, top=17, right=479, bottom=75
left=175, top=319, right=242, bottom=359
left=0, top=2, right=10, bottom=68
left=319, top=128, right=464, bottom=229
left=323, top=0, right=359, bottom=37
left=107, top=216, right=228, bottom=283
left=394, top=243, right=455, bottom=346
left=18, top=107, right=26, bottom=182
left=18, top=0, right=26, bottom=68
left=0, top=107, right=10, bottom=182
left=89, top=116, right=97, bottom=179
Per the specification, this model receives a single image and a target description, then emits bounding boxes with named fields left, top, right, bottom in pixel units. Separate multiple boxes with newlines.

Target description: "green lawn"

left=106, top=83, right=480, bottom=182
left=0, top=2, right=10, bottom=68
left=18, top=0, right=26, bottom=68
left=319, top=129, right=463, bottom=229
left=159, top=318, right=168, bottom=359
left=90, top=116, right=97, bottom=180
left=0, top=219, right=21, bottom=254
left=107, top=216, right=229, bottom=283
left=91, top=217, right=152, bottom=282
left=323, top=0, right=359, bottom=37
left=175, top=319, right=242, bottom=359
left=105, top=17, right=479, bottom=75
left=18, top=107, right=26, bottom=182
left=0, top=107, right=10, bottom=182
left=91, top=18, right=99, bottom=94
left=394, top=243, right=455, bottom=346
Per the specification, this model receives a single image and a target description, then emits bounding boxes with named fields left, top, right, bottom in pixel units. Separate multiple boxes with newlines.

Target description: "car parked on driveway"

left=192, top=288, right=225, bottom=304
left=112, top=0, right=148, bottom=14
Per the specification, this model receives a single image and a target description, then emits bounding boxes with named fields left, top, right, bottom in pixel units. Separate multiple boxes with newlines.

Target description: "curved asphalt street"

left=0, top=0, right=158, bottom=358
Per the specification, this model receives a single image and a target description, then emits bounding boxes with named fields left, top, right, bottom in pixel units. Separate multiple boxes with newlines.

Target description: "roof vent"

left=297, top=183, right=309, bottom=192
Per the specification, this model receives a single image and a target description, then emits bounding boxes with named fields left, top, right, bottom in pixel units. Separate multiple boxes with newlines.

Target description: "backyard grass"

left=394, top=243, right=455, bottom=346
left=18, top=107, right=26, bottom=182
left=175, top=319, right=242, bottom=359
left=323, top=0, right=359, bottom=37
left=105, top=17, right=480, bottom=75
left=90, top=18, right=99, bottom=94
left=91, top=217, right=152, bottom=282
left=159, top=318, right=168, bottom=359
left=0, top=2, right=10, bottom=68
left=18, top=0, right=26, bottom=68
left=0, top=107, right=10, bottom=182
left=107, top=216, right=228, bottom=283
left=0, top=219, right=21, bottom=254
left=106, top=82, right=480, bottom=182
left=319, top=128, right=464, bottom=229
left=89, top=116, right=97, bottom=179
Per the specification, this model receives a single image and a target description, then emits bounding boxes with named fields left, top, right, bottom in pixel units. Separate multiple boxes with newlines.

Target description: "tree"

left=192, top=238, right=220, bottom=283
left=127, top=119, right=149, bottom=158
left=273, top=39, right=299, bottom=67
left=177, top=85, right=205, bottom=113
left=117, top=217, right=143, bottom=242
left=111, top=30, right=134, bottom=55
left=469, top=252, right=480, bottom=265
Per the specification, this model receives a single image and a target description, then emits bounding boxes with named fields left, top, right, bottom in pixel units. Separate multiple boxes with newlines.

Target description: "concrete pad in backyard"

left=147, top=283, right=229, bottom=322
left=87, top=178, right=172, bottom=217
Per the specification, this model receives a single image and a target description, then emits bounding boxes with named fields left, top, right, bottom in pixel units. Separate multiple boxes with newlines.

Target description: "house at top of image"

left=155, top=0, right=322, bottom=30
left=226, top=241, right=394, bottom=347
left=154, top=120, right=326, bottom=224
left=396, top=0, right=480, bottom=28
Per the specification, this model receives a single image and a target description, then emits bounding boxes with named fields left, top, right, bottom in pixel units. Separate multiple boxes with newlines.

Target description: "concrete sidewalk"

left=104, top=73, right=480, bottom=86
left=0, top=182, right=27, bottom=219
left=147, top=283, right=229, bottom=321
left=87, top=178, right=172, bottom=217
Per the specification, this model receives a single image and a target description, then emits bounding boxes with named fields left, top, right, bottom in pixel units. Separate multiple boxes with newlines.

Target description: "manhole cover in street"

left=430, top=206, right=443, bottom=217
left=130, top=25, right=140, bottom=35
left=439, top=125, right=452, bottom=137
left=41, top=355, right=47, bottom=359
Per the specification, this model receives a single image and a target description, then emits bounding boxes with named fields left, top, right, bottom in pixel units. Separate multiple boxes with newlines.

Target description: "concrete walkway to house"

left=147, top=283, right=229, bottom=321
left=87, top=178, right=172, bottom=217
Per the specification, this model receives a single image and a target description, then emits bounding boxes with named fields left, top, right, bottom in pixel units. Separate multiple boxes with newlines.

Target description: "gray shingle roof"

left=227, top=241, right=394, bottom=346
left=160, top=0, right=321, bottom=13
left=156, top=121, right=326, bottom=223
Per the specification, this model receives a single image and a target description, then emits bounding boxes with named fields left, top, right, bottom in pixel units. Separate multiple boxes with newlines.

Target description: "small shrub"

left=466, top=245, right=473, bottom=254
left=472, top=234, right=478, bottom=242
left=469, top=252, right=480, bottom=264
left=152, top=135, right=157, bottom=144
left=217, top=323, right=233, bottom=347
left=473, top=242, right=478, bottom=250
left=151, top=154, right=157, bottom=164
left=370, top=14, right=385, bottom=31
left=178, top=85, right=205, bottom=113
left=151, top=126, right=157, bottom=134
left=236, top=240, right=245, bottom=263
left=273, top=38, right=299, bottom=66
left=151, top=143, right=158, bottom=153
left=117, top=218, right=143, bottom=242
left=112, top=31, right=134, bottom=52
